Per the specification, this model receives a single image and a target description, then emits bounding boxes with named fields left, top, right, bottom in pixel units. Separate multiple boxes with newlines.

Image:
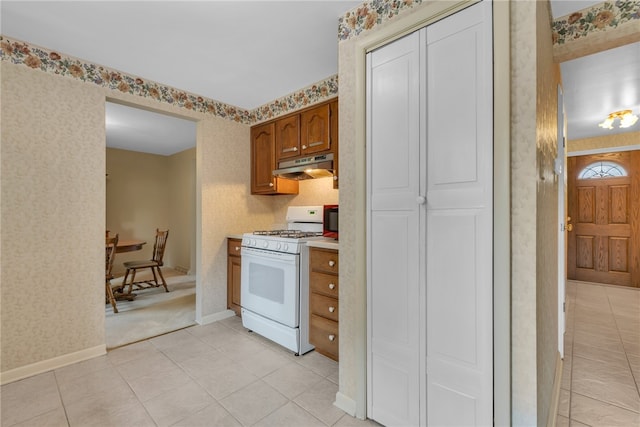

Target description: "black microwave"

left=323, top=205, right=339, bottom=239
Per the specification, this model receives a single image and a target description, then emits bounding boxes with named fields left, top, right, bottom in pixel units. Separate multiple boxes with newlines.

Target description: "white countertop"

left=307, top=239, right=339, bottom=251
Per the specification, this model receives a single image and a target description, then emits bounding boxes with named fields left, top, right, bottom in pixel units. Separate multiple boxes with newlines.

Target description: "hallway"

left=558, top=280, right=640, bottom=425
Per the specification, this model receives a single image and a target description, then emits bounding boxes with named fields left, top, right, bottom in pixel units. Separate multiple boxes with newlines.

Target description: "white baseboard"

left=334, top=391, right=358, bottom=417
left=1, top=344, right=106, bottom=385
left=197, top=309, right=236, bottom=325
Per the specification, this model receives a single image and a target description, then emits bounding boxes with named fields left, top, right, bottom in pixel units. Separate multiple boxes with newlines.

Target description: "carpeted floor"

left=105, top=271, right=196, bottom=349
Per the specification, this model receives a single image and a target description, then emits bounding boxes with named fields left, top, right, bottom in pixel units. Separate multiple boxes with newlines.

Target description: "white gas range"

left=240, top=206, right=326, bottom=355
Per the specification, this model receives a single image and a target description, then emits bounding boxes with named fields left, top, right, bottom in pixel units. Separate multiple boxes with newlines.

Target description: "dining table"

left=115, top=239, right=146, bottom=253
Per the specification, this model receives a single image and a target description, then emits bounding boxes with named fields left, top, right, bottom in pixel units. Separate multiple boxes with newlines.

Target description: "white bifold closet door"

left=367, top=2, right=493, bottom=425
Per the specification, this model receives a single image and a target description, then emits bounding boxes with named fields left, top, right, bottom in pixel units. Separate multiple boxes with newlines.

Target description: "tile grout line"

left=605, top=287, right=640, bottom=407
left=52, top=370, right=72, bottom=427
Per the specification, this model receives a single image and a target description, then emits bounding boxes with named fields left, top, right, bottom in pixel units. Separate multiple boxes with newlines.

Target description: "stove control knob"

left=263, top=241, right=269, bottom=248
left=276, top=243, right=282, bottom=250
left=283, top=243, right=289, bottom=251
left=251, top=239, right=257, bottom=246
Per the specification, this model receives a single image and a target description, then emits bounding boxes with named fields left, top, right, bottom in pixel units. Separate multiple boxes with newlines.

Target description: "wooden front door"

left=567, top=151, right=640, bottom=287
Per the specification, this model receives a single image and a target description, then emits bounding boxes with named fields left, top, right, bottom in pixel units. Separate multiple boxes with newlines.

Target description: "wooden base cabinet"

left=227, top=238, right=242, bottom=316
left=308, top=247, right=339, bottom=361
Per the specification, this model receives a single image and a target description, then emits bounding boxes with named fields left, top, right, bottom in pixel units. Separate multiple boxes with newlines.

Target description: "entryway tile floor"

left=1, top=316, right=379, bottom=427
left=557, top=280, right=640, bottom=426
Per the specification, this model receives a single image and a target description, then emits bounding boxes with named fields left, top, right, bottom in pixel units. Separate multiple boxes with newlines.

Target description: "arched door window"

left=578, top=161, right=627, bottom=179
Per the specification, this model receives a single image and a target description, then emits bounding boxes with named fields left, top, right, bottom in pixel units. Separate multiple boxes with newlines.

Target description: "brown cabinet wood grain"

left=309, top=271, right=339, bottom=298
left=251, top=122, right=298, bottom=195
left=275, top=115, right=301, bottom=160
left=310, top=314, right=339, bottom=360
left=308, top=247, right=339, bottom=361
left=251, top=99, right=339, bottom=192
left=227, top=238, right=242, bottom=316
left=300, top=103, right=331, bottom=156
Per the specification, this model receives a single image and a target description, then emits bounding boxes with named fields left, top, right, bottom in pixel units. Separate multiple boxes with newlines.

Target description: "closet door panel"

left=367, top=30, right=421, bottom=427
left=425, top=2, right=493, bottom=426
left=369, top=33, right=420, bottom=212
left=369, top=211, right=420, bottom=425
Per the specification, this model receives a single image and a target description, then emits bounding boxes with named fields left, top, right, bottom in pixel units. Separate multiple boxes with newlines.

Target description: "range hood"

left=273, top=153, right=334, bottom=180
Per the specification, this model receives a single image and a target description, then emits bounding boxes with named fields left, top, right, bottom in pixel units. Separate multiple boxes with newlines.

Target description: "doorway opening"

left=105, top=100, right=197, bottom=349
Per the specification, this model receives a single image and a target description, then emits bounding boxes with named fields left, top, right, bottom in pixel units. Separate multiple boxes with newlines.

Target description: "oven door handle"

left=241, top=247, right=298, bottom=263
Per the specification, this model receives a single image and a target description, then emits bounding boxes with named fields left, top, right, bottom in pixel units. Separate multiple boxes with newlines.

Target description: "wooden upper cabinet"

left=250, top=98, right=338, bottom=194
left=251, top=122, right=298, bottom=195
left=301, top=103, right=331, bottom=156
left=275, top=115, right=301, bottom=160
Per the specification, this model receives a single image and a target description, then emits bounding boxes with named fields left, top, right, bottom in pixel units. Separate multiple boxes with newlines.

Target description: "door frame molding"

left=349, top=0, right=511, bottom=423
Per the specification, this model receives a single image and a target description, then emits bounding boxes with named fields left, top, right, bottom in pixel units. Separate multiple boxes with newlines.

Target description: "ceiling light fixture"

left=598, top=109, right=639, bottom=130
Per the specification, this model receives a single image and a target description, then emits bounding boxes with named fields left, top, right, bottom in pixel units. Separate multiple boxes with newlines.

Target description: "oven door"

left=241, top=247, right=300, bottom=328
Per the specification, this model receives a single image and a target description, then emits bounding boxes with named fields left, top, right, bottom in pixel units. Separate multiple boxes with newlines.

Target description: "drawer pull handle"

left=328, top=306, right=335, bottom=313
left=328, top=334, right=336, bottom=342
left=328, top=260, right=336, bottom=267
left=328, top=283, right=336, bottom=290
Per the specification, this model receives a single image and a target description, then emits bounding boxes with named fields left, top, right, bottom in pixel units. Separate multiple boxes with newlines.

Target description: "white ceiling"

left=2, top=1, right=638, bottom=155
left=549, top=0, right=640, bottom=141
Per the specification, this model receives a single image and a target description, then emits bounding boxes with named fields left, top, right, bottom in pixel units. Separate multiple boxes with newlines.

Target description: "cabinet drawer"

left=310, top=248, right=339, bottom=273
left=310, top=314, right=338, bottom=361
left=309, top=272, right=339, bottom=298
left=310, top=293, right=339, bottom=322
left=227, top=239, right=242, bottom=257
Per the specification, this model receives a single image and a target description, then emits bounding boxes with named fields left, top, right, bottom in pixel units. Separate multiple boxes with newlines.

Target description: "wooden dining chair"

left=122, top=229, right=169, bottom=295
left=106, top=234, right=120, bottom=313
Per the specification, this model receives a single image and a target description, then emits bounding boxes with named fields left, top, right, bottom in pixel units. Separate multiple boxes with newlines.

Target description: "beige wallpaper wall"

left=510, top=1, right=543, bottom=424
left=0, top=61, right=282, bottom=379
left=568, top=131, right=640, bottom=153
left=1, top=62, right=106, bottom=372
left=271, top=178, right=339, bottom=226
left=167, top=147, right=197, bottom=274
left=535, top=1, right=562, bottom=424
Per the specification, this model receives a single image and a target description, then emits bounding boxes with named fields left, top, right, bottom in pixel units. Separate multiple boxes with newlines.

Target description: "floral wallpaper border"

left=0, top=35, right=338, bottom=125
left=339, top=0, right=424, bottom=41
left=552, top=1, right=639, bottom=45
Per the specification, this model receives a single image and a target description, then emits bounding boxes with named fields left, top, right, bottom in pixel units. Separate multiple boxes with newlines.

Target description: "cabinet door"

left=275, top=115, right=300, bottom=161
left=251, top=122, right=277, bottom=194
left=227, top=238, right=242, bottom=316
left=331, top=100, right=339, bottom=189
left=251, top=122, right=298, bottom=195
left=301, top=103, right=331, bottom=155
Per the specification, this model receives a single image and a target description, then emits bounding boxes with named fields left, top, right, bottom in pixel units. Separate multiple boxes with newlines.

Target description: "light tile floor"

left=557, top=280, right=640, bottom=426
left=10, top=280, right=637, bottom=426
left=1, top=316, right=379, bottom=427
